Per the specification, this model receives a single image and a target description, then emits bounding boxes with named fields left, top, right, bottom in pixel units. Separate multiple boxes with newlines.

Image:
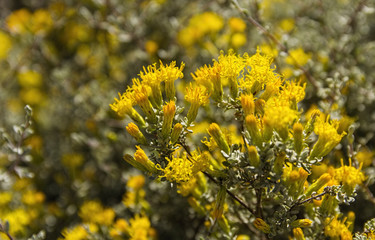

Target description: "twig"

left=231, top=0, right=319, bottom=90
left=289, top=190, right=328, bottom=213
left=361, top=184, right=375, bottom=205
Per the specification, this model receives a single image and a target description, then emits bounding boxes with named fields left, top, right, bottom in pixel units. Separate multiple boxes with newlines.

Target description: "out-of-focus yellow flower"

left=229, top=17, right=247, bottom=32
left=17, top=70, right=43, bottom=87
left=20, top=88, right=45, bottom=105
left=231, top=33, right=247, bottom=48
left=22, top=190, right=45, bottom=206
left=356, top=148, right=374, bottom=168
left=178, top=12, right=223, bottom=48
left=62, top=153, right=84, bottom=169
left=236, top=235, right=250, bottom=240
left=128, top=215, right=152, bottom=240
left=127, top=175, right=146, bottom=190
left=6, top=9, right=32, bottom=34
left=286, top=48, right=311, bottom=66
left=79, top=201, right=115, bottom=226
left=31, top=9, right=53, bottom=35
left=59, top=225, right=88, bottom=240
left=279, top=18, right=295, bottom=32
left=324, top=216, right=353, bottom=240
left=293, top=227, right=306, bottom=240
left=145, top=40, right=159, bottom=55
left=0, top=192, right=12, bottom=206
left=3, top=208, right=31, bottom=236
left=0, top=31, right=12, bottom=60
left=260, top=44, right=278, bottom=58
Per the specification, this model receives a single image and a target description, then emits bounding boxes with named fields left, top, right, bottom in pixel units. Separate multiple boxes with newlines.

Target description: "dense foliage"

left=0, top=0, right=374, bottom=239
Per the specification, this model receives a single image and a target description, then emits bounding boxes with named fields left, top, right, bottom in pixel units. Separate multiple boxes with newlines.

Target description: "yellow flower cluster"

left=6, top=8, right=53, bottom=35
left=79, top=201, right=115, bottom=226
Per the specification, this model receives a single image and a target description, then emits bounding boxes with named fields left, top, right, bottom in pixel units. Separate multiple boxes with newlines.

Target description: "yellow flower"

left=128, top=215, right=152, bottom=240
left=22, top=190, right=45, bottom=206
left=264, top=98, right=299, bottom=141
left=324, top=216, right=352, bottom=240
left=185, top=84, right=210, bottom=124
left=309, top=116, right=346, bottom=159
left=110, top=92, right=145, bottom=126
left=60, top=225, right=88, bottom=240
left=279, top=18, right=295, bottom=32
left=127, top=175, right=146, bottom=190
left=240, top=93, right=255, bottom=116
left=334, top=158, right=365, bottom=195
left=218, top=50, right=245, bottom=97
left=3, top=208, right=31, bottom=236
left=126, top=122, right=147, bottom=145
left=207, top=123, right=230, bottom=155
left=191, top=61, right=222, bottom=102
left=162, top=101, right=176, bottom=139
left=280, top=80, right=306, bottom=108
left=293, top=227, right=305, bottom=240
left=6, top=9, right=32, bottom=34
left=160, top=152, right=193, bottom=183
left=231, top=33, right=247, bottom=48
left=145, top=40, right=158, bottom=55
left=248, top=145, right=260, bottom=167
left=356, top=148, right=374, bottom=168
left=79, top=200, right=115, bottom=226
left=30, top=9, right=53, bottom=35
left=291, top=219, right=312, bottom=228
left=286, top=48, right=311, bottom=66
left=229, top=17, right=247, bottom=32
left=159, top=61, right=185, bottom=100
left=241, top=48, right=278, bottom=94
left=0, top=31, right=12, bottom=60
left=171, top=123, right=183, bottom=144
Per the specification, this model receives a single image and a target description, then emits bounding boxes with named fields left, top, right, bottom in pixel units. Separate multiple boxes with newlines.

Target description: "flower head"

left=309, top=116, right=346, bottom=159
left=334, top=158, right=365, bottom=195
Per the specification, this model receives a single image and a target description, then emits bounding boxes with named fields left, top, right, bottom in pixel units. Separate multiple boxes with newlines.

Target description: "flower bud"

left=213, top=186, right=227, bottom=219
left=240, top=94, right=255, bottom=116
left=171, top=123, right=183, bottom=144
left=245, top=115, right=262, bottom=147
left=293, top=122, right=304, bottom=155
left=293, top=228, right=305, bottom=240
left=208, top=123, right=230, bottom=155
left=124, top=146, right=157, bottom=173
left=162, top=101, right=176, bottom=139
left=134, top=92, right=156, bottom=123
left=126, top=122, right=147, bottom=145
left=262, top=116, right=273, bottom=142
left=304, top=173, right=331, bottom=197
left=253, top=218, right=270, bottom=234
left=291, top=219, right=312, bottom=228
left=229, top=76, right=238, bottom=99
left=254, top=99, right=265, bottom=115
left=273, top=152, right=286, bottom=174
left=248, top=145, right=260, bottom=167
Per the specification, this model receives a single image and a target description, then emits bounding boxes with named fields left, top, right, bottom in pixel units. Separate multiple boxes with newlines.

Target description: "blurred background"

left=0, top=0, right=374, bottom=239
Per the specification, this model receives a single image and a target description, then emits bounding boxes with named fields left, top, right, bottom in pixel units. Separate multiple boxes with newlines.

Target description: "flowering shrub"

left=0, top=0, right=374, bottom=239
left=110, top=48, right=369, bottom=239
